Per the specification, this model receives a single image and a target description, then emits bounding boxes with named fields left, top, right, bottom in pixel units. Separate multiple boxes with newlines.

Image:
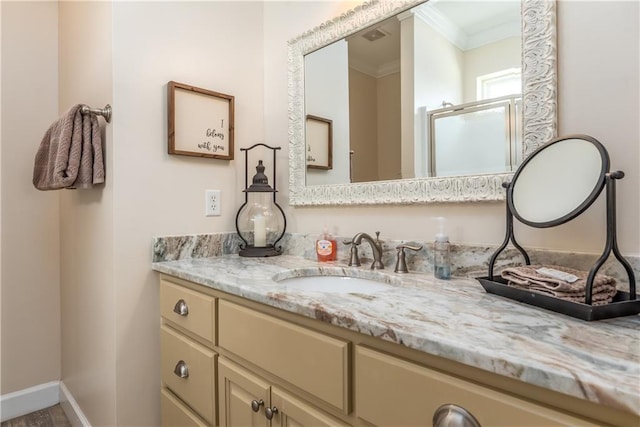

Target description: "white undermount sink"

left=276, top=275, right=394, bottom=294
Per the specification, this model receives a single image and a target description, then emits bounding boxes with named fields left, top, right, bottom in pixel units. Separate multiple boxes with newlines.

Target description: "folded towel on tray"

left=33, top=104, right=105, bottom=190
left=501, top=265, right=617, bottom=306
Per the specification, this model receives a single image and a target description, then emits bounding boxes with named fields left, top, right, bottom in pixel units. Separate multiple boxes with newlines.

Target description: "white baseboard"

left=0, top=380, right=60, bottom=422
left=59, top=382, right=91, bottom=427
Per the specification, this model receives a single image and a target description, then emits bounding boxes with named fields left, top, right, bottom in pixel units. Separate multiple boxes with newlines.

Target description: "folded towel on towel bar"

left=501, top=265, right=617, bottom=305
left=33, top=104, right=104, bottom=190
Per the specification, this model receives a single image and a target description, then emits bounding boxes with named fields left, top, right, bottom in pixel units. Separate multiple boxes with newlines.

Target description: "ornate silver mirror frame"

left=288, top=0, right=557, bottom=206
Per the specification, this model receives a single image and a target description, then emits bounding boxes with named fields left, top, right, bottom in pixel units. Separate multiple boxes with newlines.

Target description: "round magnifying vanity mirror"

left=481, top=134, right=637, bottom=320
left=508, top=135, right=609, bottom=228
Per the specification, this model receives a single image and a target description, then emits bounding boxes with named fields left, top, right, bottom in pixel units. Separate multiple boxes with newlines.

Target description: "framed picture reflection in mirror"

left=305, top=115, right=332, bottom=170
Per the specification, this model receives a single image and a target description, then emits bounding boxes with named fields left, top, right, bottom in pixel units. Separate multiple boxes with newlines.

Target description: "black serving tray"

left=477, top=277, right=640, bottom=321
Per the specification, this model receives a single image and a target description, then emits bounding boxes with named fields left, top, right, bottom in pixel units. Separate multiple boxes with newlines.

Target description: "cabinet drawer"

left=218, top=300, right=350, bottom=413
left=161, top=388, right=209, bottom=427
left=161, top=325, right=216, bottom=424
left=160, top=278, right=216, bottom=345
left=356, top=346, right=598, bottom=427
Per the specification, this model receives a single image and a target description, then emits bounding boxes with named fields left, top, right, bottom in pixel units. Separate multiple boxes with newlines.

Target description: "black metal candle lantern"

left=235, top=144, right=286, bottom=257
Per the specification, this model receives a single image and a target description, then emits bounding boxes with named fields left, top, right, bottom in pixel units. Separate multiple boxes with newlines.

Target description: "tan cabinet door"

left=219, top=357, right=351, bottom=427
left=218, top=357, right=270, bottom=427
left=270, top=387, right=350, bottom=427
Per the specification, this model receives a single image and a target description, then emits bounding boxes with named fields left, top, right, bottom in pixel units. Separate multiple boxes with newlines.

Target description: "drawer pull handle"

left=173, top=299, right=189, bottom=316
left=265, top=406, right=278, bottom=420
left=173, top=360, right=189, bottom=379
left=433, top=404, right=481, bottom=427
left=251, top=399, right=264, bottom=412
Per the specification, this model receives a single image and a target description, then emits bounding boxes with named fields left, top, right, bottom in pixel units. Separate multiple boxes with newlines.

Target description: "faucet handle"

left=394, top=243, right=423, bottom=274
left=342, top=239, right=361, bottom=266
left=374, top=231, right=381, bottom=242
left=397, top=243, right=422, bottom=252
left=348, top=244, right=361, bottom=267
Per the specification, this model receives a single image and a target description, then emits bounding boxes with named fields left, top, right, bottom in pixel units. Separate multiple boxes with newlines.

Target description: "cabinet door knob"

left=173, top=360, right=189, bottom=379
left=251, top=399, right=264, bottom=412
left=433, top=404, right=481, bottom=427
left=173, top=299, right=189, bottom=316
left=265, top=406, right=279, bottom=420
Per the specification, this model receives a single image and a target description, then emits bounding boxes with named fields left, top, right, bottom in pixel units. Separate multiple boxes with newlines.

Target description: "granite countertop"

left=152, top=254, right=640, bottom=415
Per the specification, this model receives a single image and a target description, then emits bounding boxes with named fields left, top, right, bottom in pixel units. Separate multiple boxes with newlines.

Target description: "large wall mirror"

left=288, top=0, right=557, bottom=205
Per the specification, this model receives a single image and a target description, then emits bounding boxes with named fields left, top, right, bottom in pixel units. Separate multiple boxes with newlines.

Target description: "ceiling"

left=347, top=0, right=521, bottom=77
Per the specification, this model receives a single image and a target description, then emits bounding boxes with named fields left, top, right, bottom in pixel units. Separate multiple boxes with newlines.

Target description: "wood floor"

left=1, top=404, right=71, bottom=427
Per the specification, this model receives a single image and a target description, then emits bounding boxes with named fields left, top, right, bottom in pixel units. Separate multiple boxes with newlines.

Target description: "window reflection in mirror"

left=304, top=0, right=522, bottom=186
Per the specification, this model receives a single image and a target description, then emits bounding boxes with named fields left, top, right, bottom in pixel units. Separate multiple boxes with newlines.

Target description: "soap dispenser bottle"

left=434, top=217, right=451, bottom=279
left=316, top=226, right=337, bottom=262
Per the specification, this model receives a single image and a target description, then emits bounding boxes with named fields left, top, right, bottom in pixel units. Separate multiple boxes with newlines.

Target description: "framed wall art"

left=305, top=114, right=332, bottom=169
left=168, top=81, right=234, bottom=160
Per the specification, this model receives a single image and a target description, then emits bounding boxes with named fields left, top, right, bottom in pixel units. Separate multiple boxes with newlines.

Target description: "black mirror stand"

left=480, top=173, right=638, bottom=321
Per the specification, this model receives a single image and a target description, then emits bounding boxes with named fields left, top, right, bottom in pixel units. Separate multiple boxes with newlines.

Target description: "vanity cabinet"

left=158, top=273, right=634, bottom=427
left=160, top=278, right=350, bottom=427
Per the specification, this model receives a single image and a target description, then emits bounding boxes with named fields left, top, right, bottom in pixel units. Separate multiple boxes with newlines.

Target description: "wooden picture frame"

left=305, top=115, right=332, bottom=170
left=168, top=81, right=234, bottom=160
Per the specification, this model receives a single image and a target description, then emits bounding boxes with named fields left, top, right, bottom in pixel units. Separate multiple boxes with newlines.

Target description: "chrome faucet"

left=343, top=231, right=384, bottom=270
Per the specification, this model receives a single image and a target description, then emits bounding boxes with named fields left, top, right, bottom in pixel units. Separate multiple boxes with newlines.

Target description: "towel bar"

left=80, top=104, right=111, bottom=123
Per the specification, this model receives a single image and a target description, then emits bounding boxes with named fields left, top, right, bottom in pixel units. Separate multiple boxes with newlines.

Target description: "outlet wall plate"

left=205, top=189, right=221, bottom=216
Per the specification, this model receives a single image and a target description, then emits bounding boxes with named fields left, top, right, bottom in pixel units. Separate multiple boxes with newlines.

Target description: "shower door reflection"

left=427, top=95, right=522, bottom=177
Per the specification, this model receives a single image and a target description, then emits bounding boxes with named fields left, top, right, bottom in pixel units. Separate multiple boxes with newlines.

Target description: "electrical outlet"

left=205, top=189, right=221, bottom=216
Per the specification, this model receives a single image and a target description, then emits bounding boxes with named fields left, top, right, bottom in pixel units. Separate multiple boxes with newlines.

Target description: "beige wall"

left=463, top=37, right=521, bottom=103
left=0, top=1, right=263, bottom=425
left=348, top=70, right=400, bottom=182
left=60, top=1, right=264, bottom=425
left=0, top=1, right=61, bottom=395
left=58, top=2, right=116, bottom=425
left=110, top=2, right=264, bottom=425
left=377, top=72, right=401, bottom=180
left=0, top=5, right=2, bottom=392
left=349, top=69, right=378, bottom=182
left=305, top=39, right=351, bottom=186
left=554, top=0, right=638, bottom=255
left=0, top=0, right=3, bottom=394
